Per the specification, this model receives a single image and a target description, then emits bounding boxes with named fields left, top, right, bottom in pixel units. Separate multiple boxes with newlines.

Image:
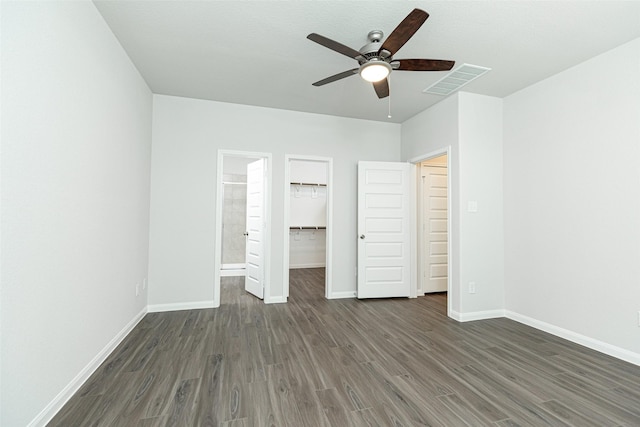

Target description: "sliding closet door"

left=357, top=161, right=411, bottom=298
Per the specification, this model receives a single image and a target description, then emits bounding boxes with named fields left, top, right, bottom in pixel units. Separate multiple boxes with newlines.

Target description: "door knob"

left=360, top=234, right=365, bottom=239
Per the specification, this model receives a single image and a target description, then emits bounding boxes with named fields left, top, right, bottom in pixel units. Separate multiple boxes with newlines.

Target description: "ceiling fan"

left=307, top=8, right=455, bottom=99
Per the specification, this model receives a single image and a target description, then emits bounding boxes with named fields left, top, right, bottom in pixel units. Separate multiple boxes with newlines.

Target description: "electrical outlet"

left=469, top=281, right=476, bottom=294
left=143, top=278, right=147, bottom=290
left=135, top=283, right=140, bottom=297
left=637, top=311, right=640, bottom=327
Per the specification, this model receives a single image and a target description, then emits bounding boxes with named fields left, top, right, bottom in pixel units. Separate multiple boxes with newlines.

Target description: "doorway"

left=410, top=148, right=452, bottom=316
left=214, top=150, right=272, bottom=308
left=220, top=156, right=254, bottom=277
left=283, top=155, right=333, bottom=299
left=420, top=155, right=448, bottom=294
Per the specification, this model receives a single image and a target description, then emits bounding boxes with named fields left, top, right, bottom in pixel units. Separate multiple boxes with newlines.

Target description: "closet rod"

left=290, top=182, right=327, bottom=187
left=289, top=226, right=326, bottom=230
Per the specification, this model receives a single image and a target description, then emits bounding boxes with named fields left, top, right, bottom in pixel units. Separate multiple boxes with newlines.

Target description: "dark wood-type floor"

left=50, top=268, right=640, bottom=426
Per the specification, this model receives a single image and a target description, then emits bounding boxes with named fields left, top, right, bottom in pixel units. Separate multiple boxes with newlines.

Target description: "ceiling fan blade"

left=307, top=33, right=362, bottom=59
left=394, top=59, right=455, bottom=71
left=373, top=79, right=389, bottom=99
left=379, top=9, right=429, bottom=56
left=312, top=68, right=359, bottom=86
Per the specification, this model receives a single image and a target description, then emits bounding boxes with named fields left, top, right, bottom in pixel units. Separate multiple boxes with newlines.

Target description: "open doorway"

left=283, top=155, right=333, bottom=300
left=411, top=149, right=452, bottom=316
left=213, top=150, right=272, bottom=308
left=420, top=155, right=448, bottom=294
left=220, top=156, right=254, bottom=277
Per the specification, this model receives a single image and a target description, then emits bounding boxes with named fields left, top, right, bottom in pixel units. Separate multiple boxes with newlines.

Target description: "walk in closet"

left=289, top=160, right=327, bottom=269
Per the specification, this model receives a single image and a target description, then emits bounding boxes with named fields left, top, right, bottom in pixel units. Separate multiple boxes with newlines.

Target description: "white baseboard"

left=505, top=311, right=640, bottom=367
left=29, top=307, right=147, bottom=427
left=328, top=291, right=357, bottom=299
left=147, top=300, right=215, bottom=312
left=450, top=309, right=505, bottom=322
left=220, top=269, right=245, bottom=277
left=222, top=263, right=245, bottom=270
left=448, top=309, right=462, bottom=321
left=265, top=296, right=287, bottom=304
left=289, top=263, right=326, bottom=269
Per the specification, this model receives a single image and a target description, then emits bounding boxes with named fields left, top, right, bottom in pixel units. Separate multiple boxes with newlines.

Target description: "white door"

left=245, top=159, right=265, bottom=299
left=357, top=161, right=411, bottom=298
left=422, top=164, right=448, bottom=293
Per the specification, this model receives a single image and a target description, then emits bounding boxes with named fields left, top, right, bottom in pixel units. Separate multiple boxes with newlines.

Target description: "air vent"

left=423, top=63, right=491, bottom=96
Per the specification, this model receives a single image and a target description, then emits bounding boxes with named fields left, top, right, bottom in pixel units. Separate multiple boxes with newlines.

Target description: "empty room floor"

left=49, top=268, right=640, bottom=426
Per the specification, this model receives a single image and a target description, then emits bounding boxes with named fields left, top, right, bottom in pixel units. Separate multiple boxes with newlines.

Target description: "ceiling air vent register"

left=423, top=63, right=491, bottom=96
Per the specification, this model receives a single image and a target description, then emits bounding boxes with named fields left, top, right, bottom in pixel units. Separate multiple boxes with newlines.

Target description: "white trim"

left=409, top=163, right=417, bottom=299
left=325, top=160, right=334, bottom=300
left=265, top=296, right=287, bottom=304
left=505, top=311, right=640, bottom=367
left=220, top=269, right=245, bottom=277
left=283, top=155, right=334, bottom=301
left=213, top=152, right=224, bottom=308
left=289, top=263, right=326, bottom=269
left=449, top=310, right=462, bottom=322
left=328, top=291, right=357, bottom=299
left=408, top=147, right=453, bottom=318
left=451, top=309, right=505, bottom=322
left=214, top=150, right=272, bottom=307
left=147, top=300, right=215, bottom=313
left=28, top=308, right=147, bottom=427
left=222, top=263, right=246, bottom=270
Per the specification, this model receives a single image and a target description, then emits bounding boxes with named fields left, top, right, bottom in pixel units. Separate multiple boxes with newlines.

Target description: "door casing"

left=421, top=161, right=448, bottom=293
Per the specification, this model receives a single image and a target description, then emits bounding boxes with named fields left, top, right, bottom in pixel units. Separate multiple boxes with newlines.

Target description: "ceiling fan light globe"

left=359, top=61, right=391, bottom=83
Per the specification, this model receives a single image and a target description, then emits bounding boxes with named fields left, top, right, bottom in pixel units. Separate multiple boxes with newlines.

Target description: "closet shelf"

left=290, top=182, right=327, bottom=187
left=289, top=226, right=326, bottom=230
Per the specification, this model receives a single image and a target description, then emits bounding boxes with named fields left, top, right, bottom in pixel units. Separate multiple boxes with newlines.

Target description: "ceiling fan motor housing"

left=358, top=30, right=392, bottom=65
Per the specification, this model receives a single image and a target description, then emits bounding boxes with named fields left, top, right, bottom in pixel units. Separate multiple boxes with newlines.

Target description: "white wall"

left=503, top=37, right=640, bottom=361
left=223, top=156, right=254, bottom=175
left=402, top=95, right=461, bottom=313
left=0, top=2, right=152, bottom=425
left=401, top=93, right=504, bottom=318
left=149, top=95, right=401, bottom=306
left=289, top=229, right=326, bottom=269
left=289, top=185, right=327, bottom=227
left=458, top=93, right=504, bottom=316
left=290, top=160, right=328, bottom=185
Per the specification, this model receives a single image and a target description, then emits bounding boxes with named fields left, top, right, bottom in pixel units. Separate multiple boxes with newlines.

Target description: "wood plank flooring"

left=49, top=268, right=640, bottom=426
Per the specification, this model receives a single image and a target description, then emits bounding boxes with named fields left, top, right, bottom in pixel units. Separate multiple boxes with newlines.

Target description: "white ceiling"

left=94, top=1, right=640, bottom=123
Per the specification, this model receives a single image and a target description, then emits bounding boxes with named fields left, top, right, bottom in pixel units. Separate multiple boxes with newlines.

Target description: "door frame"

left=283, top=155, right=333, bottom=300
left=214, top=149, right=272, bottom=308
left=420, top=159, right=448, bottom=294
left=409, top=147, right=452, bottom=318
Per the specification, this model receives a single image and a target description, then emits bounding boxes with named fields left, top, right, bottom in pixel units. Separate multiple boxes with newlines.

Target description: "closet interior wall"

left=289, top=160, right=327, bottom=269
